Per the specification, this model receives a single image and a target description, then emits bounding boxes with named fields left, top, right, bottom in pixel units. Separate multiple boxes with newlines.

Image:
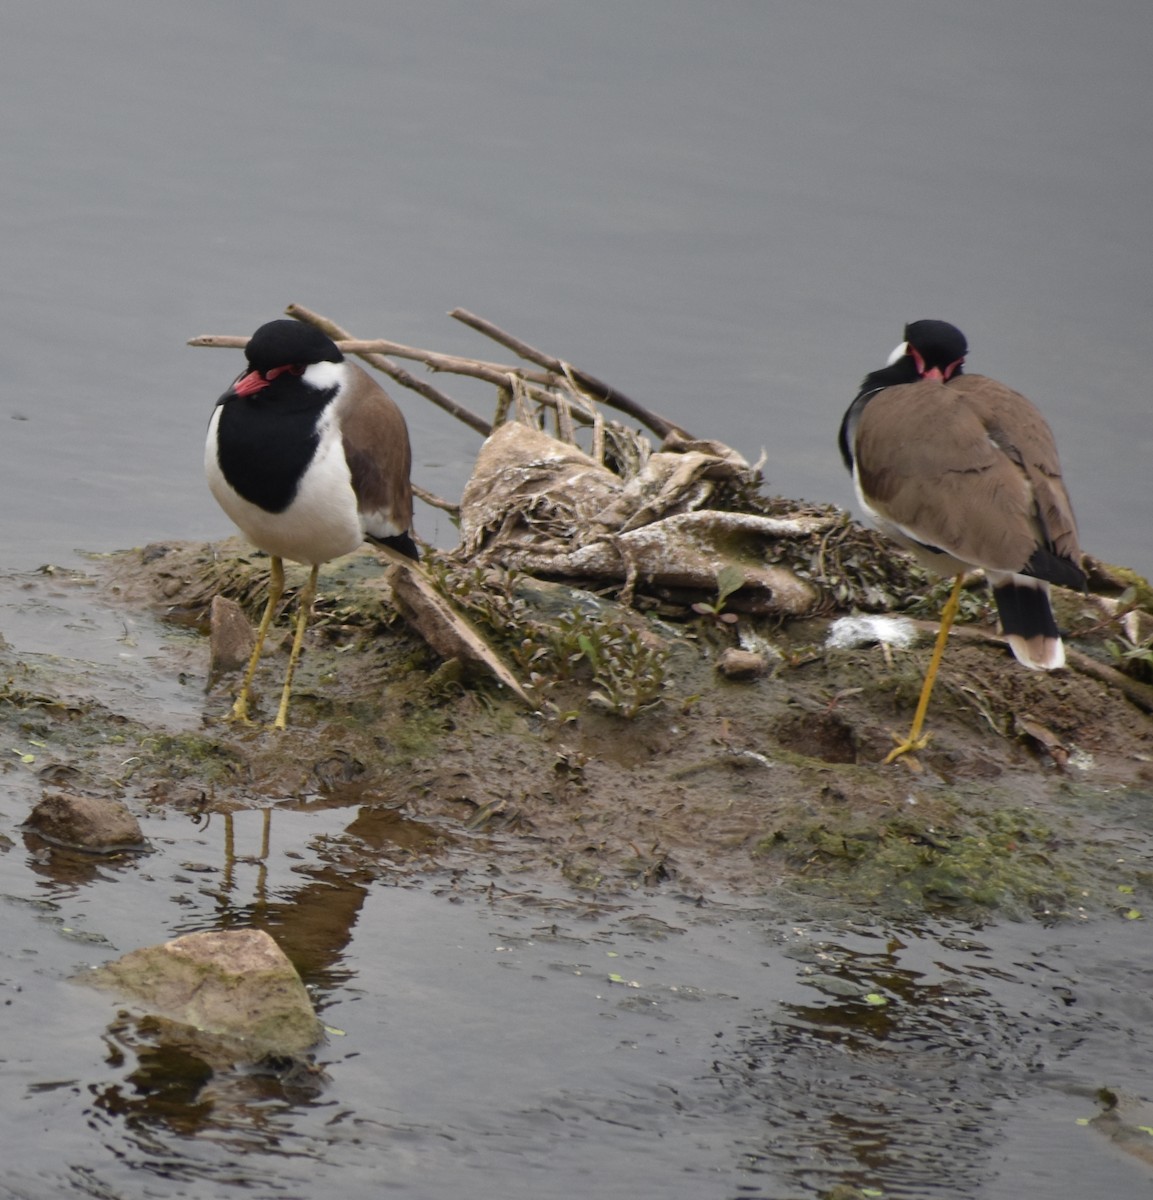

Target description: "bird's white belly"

left=205, top=412, right=364, bottom=565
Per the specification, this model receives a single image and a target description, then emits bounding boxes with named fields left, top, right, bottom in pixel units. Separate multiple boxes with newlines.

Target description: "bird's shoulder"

left=856, top=379, right=998, bottom=476
left=944, top=374, right=1061, bottom=467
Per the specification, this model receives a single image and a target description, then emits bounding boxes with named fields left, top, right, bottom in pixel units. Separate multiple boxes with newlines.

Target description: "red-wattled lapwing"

left=838, top=319, right=1084, bottom=764
left=205, top=319, right=419, bottom=729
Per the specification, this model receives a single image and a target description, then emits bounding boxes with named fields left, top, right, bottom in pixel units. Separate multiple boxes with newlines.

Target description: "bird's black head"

left=839, top=319, right=969, bottom=470
left=244, top=320, right=344, bottom=375
left=901, top=320, right=967, bottom=380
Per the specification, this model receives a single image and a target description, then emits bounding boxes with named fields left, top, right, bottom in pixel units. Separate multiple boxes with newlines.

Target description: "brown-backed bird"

left=838, top=319, right=1084, bottom=763
left=205, top=319, right=418, bottom=728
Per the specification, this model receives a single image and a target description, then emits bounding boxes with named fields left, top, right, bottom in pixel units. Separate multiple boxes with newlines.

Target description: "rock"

left=716, top=648, right=769, bottom=680
left=80, top=928, right=321, bottom=1062
left=209, top=594, right=255, bottom=676
left=26, top=792, right=147, bottom=853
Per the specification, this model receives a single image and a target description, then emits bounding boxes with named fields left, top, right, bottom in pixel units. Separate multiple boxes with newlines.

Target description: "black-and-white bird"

left=838, top=319, right=1084, bottom=762
left=206, top=319, right=418, bottom=728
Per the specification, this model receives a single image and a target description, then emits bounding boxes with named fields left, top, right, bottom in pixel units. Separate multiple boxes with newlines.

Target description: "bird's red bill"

left=233, top=370, right=270, bottom=396
left=233, top=363, right=305, bottom=396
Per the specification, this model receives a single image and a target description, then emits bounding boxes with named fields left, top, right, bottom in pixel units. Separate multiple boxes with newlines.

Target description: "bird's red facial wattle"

left=908, top=344, right=963, bottom=382
left=232, top=363, right=307, bottom=396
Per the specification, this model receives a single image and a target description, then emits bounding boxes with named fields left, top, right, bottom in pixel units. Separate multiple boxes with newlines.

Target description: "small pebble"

left=716, top=648, right=769, bottom=680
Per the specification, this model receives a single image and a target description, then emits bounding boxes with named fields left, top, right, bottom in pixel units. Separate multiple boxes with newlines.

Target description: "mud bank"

left=5, top=538, right=1151, bottom=924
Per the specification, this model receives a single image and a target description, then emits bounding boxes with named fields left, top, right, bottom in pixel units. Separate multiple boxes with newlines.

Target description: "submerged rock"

left=26, top=792, right=147, bottom=854
left=80, top=928, right=321, bottom=1062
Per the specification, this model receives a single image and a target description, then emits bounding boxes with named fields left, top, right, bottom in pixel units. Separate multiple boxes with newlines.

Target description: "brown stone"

left=209, top=594, right=255, bottom=676
left=26, top=792, right=146, bottom=853
left=716, top=648, right=769, bottom=680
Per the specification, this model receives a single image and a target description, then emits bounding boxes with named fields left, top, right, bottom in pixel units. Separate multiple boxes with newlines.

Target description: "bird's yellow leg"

left=229, top=556, right=285, bottom=724
left=273, top=563, right=319, bottom=731
left=884, top=572, right=965, bottom=765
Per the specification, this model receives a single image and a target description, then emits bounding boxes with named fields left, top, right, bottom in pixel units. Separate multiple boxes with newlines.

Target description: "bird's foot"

left=223, top=707, right=286, bottom=733
left=225, top=696, right=257, bottom=726
left=883, top=730, right=931, bottom=768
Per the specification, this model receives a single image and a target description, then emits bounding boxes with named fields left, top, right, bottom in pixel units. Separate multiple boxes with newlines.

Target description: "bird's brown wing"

left=337, top=364, right=414, bottom=537
left=946, top=374, right=1080, bottom=565
left=855, top=375, right=1078, bottom=573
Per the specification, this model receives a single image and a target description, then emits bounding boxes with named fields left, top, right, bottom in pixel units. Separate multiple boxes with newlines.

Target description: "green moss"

left=135, top=732, right=246, bottom=784
left=379, top=705, right=452, bottom=767
left=757, top=801, right=1086, bottom=920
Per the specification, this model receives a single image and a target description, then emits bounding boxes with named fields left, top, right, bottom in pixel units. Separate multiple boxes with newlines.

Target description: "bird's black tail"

left=370, top=532, right=420, bottom=561
left=990, top=574, right=1064, bottom=670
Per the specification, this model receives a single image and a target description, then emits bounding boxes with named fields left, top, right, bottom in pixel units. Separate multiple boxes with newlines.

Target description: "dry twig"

left=450, top=307, right=687, bottom=440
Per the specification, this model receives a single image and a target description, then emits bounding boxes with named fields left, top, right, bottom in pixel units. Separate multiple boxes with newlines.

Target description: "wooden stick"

left=190, top=327, right=595, bottom=432
left=187, top=335, right=249, bottom=348
left=190, top=330, right=494, bottom=437
left=285, top=304, right=492, bottom=436
left=337, top=339, right=555, bottom=385
left=449, top=307, right=688, bottom=440
left=412, top=482, right=460, bottom=516
left=190, top=333, right=560, bottom=392
left=189, top=307, right=640, bottom=439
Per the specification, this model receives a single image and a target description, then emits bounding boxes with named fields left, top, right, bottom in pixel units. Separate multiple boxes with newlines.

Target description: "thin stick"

left=285, top=305, right=492, bottom=436
left=338, top=339, right=554, bottom=385
left=343, top=340, right=592, bottom=426
left=190, top=329, right=595, bottom=432
left=190, top=333, right=558, bottom=392
left=188, top=335, right=249, bottom=349
left=412, top=483, right=460, bottom=516
left=449, top=307, right=688, bottom=440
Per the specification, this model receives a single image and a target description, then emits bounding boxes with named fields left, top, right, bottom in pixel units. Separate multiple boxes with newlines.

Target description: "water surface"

left=1, top=0, right=1149, bottom=573
left=1, top=5, right=1152, bottom=1196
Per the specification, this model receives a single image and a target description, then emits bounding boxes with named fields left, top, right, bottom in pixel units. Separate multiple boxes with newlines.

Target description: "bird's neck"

left=858, top=358, right=921, bottom=394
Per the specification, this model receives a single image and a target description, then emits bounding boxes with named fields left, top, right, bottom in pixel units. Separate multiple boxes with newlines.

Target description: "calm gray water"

left=0, top=0, right=1149, bottom=575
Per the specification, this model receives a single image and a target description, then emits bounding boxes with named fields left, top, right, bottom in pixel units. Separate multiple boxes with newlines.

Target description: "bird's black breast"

left=213, top=387, right=333, bottom=514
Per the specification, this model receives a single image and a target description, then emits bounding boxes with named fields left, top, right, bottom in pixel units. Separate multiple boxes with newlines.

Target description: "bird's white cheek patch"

left=303, top=361, right=346, bottom=393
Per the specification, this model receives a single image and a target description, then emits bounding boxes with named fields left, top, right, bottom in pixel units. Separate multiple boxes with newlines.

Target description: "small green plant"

left=690, top=564, right=745, bottom=626
left=582, top=621, right=670, bottom=719
left=542, top=607, right=670, bottom=717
